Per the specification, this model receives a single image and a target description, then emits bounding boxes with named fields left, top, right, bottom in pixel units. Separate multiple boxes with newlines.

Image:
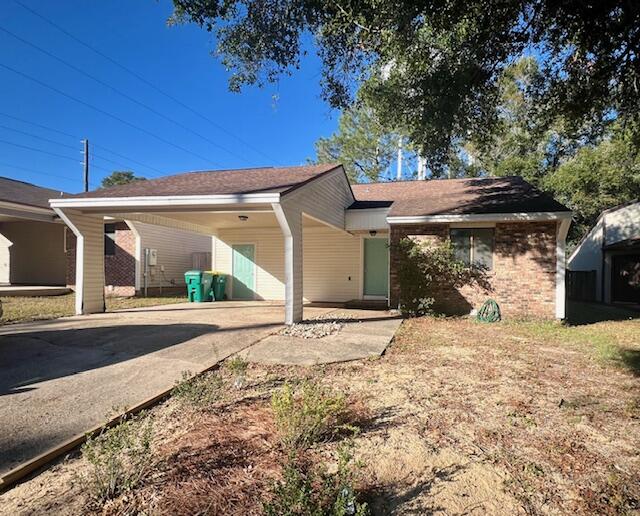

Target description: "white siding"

left=568, top=201, right=640, bottom=301
left=280, top=168, right=354, bottom=229
left=214, top=226, right=361, bottom=302
left=129, top=221, right=213, bottom=288
left=215, top=227, right=285, bottom=300
left=346, top=208, right=390, bottom=231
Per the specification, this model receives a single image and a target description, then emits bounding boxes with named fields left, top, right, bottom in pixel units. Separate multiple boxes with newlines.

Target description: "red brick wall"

left=389, top=221, right=558, bottom=318
left=66, top=222, right=136, bottom=297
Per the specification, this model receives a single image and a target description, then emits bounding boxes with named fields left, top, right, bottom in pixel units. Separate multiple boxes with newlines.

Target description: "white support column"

left=272, top=203, right=303, bottom=324
left=556, top=217, right=571, bottom=319
left=54, top=208, right=105, bottom=315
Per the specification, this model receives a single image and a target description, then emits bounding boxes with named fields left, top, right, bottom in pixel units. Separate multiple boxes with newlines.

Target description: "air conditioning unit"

left=146, top=248, right=158, bottom=266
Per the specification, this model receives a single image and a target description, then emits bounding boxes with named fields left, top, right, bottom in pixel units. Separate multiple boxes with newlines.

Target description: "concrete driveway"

left=0, top=301, right=332, bottom=476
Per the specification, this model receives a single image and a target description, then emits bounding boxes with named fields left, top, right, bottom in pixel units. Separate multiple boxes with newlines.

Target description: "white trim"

left=125, top=220, right=142, bottom=292
left=272, top=203, right=297, bottom=324
left=0, top=200, right=53, bottom=216
left=556, top=218, right=571, bottom=319
left=53, top=207, right=84, bottom=315
left=230, top=242, right=257, bottom=300
left=49, top=193, right=281, bottom=209
left=387, top=211, right=573, bottom=224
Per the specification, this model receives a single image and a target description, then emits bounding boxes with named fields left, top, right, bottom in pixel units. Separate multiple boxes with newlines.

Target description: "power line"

left=0, top=24, right=254, bottom=166
left=0, top=62, right=220, bottom=167
left=12, top=0, right=280, bottom=165
left=0, top=159, right=91, bottom=187
left=0, top=111, right=167, bottom=176
left=0, top=123, right=141, bottom=173
left=0, top=123, right=79, bottom=152
left=0, top=137, right=110, bottom=173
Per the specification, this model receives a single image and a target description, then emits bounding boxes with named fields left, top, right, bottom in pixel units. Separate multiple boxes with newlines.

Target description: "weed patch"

left=80, top=414, right=153, bottom=504
left=271, top=380, right=355, bottom=449
left=172, top=370, right=223, bottom=407
left=263, top=442, right=369, bottom=516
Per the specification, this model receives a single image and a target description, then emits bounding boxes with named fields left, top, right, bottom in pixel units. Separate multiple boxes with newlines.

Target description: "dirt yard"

left=1, top=315, right=639, bottom=515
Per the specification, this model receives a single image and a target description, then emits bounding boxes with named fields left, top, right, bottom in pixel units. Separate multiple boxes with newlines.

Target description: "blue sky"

left=0, top=0, right=338, bottom=193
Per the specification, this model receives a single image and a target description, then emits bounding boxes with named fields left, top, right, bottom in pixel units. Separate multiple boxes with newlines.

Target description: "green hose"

left=477, top=298, right=501, bottom=323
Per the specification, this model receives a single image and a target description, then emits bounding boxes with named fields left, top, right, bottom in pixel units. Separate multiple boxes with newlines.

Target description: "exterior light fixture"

left=369, top=230, right=377, bottom=237
left=238, top=215, right=249, bottom=221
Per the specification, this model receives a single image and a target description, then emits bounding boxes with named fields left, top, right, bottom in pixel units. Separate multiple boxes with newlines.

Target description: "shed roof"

left=64, top=164, right=342, bottom=199
left=351, top=176, right=569, bottom=216
left=0, top=176, right=66, bottom=209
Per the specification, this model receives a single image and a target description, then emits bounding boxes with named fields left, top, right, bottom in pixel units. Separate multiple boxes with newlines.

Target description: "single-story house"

left=50, top=164, right=572, bottom=323
left=568, top=200, right=639, bottom=304
left=0, top=177, right=67, bottom=286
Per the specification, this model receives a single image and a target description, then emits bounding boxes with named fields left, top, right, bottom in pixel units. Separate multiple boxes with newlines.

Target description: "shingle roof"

left=0, top=176, right=66, bottom=209
left=351, top=176, right=569, bottom=216
left=65, top=164, right=342, bottom=199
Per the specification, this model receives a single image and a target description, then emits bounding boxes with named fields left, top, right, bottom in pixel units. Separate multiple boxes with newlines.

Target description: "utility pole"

left=396, top=136, right=403, bottom=180
left=83, top=139, right=89, bottom=192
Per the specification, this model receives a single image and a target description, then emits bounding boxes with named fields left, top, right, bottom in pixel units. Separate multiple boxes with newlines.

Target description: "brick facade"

left=390, top=221, right=558, bottom=318
left=66, top=222, right=136, bottom=297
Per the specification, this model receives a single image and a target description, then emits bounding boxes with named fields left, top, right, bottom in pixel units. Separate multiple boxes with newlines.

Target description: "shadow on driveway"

left=0, top=323, right=217, bottom=396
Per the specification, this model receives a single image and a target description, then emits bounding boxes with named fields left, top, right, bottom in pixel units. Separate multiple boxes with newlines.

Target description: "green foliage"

left=271, top=380, right=349, bottom=449
left=395, top=238, right=487, bottom=316
left=81, top=414, right=153, bottom=503
left=315, top=102, right=402, bottom=182
left=226, top=355, right=248, bottom=376
left=101, top=171, right=146, bottom=188
left=171, top=0, right=640, bottom=171
left=226, top=355, right=249, bottom=388
left=545, top=126, right=640, bottom=243
left=263, top=443, right=369, bottom=516
left=172, top=370, right=223, bottom=407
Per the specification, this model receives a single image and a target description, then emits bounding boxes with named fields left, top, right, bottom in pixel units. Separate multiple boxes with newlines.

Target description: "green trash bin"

left=212, top=274, right=227, bottom=301
left=184, top=270, right=213, bottom=303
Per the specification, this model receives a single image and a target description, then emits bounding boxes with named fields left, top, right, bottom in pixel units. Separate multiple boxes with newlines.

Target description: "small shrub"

left=226, top=356, right=249, bottom=388
left=81, top=414, right=153, bottom=503
left=394, top=238, right=489, bottom=316
left=263, top=443, right=369, bottom=516
left=271, top=380, right=350, bottom=449
left=172, top=370, right=223, bottom=407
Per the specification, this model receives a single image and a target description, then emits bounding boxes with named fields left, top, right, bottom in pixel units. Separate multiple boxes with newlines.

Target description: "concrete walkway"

left=0, top=301, right=332, bottom=476
left=240, top=309, right=402, bottom=366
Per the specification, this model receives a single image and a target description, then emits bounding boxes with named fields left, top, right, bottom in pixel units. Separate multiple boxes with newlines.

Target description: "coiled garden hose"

left=477, top=298, right=501, bottom=323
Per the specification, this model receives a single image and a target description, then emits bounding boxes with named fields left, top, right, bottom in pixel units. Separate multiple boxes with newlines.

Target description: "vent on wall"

left=192, top=251, right=212, bottom=270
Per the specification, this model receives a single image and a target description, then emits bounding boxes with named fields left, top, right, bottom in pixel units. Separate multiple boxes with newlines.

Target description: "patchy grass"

left=0, top=293, right=187, bottom=325
left=2, top=315, right=639, bottom=515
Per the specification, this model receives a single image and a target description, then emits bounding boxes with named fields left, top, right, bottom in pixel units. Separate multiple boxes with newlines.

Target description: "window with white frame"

left=449, top=228, right=494, bottom=270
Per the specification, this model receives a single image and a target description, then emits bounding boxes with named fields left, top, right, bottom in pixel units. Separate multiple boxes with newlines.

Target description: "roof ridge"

left=352, top=175, right=520, bottom=186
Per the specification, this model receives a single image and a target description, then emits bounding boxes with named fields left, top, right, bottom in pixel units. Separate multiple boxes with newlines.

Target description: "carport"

left=50, top=165, right=355, bottom=324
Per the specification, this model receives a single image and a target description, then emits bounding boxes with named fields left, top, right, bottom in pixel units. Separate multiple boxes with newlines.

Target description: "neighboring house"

left=0, top=176, right=211, bottom=294
left=50, top=165, right=572, bottom=323
left=568, top=201, right=640, bottom=305
left=0, top=177, right=67, bottom=286
left=65, top=219, right=212, bottom=297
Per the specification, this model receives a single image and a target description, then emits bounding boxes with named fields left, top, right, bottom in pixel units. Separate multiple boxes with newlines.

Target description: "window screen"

left=104, top=224, right=116, bottom=256
left=449, top=228, right=494, bottom=270
left=450, top=229, right=472, bottom=265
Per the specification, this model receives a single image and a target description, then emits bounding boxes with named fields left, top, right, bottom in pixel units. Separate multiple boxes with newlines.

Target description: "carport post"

left=53, top=208, right=105, bottom=315
left=272, top=203, right=303, bottom=324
